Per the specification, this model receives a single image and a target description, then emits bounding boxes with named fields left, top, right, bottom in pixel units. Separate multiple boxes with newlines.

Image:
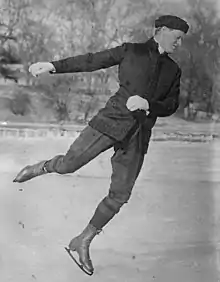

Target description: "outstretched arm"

left=51, top=43, right=128, bottom=74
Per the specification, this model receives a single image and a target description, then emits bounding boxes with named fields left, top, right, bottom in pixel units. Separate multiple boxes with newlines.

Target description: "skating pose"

left=14, top=15, right=189, bottom=275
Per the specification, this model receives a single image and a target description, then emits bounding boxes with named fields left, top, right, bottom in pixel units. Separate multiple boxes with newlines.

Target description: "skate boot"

left=13, top=160, right=48, bottom=183
left=65, top=224, right=100, bottom=276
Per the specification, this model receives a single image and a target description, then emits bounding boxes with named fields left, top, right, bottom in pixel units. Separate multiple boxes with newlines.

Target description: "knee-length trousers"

left=45, top=125, right=151, bottom=229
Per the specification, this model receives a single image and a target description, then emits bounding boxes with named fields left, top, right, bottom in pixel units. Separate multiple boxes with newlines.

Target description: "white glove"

left=28, top=62, right=56, bottom=77
left=126, top=95, right=149, bottom=113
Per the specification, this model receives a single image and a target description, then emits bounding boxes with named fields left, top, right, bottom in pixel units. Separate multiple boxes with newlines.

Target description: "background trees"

left=0, top=0, right=219, bottom=123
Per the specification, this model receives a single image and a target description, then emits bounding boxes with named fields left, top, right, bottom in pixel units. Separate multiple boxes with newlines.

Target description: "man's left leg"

left=67, top=131, right=150, bottom=275
left=13, top=126, right=115, bottom=183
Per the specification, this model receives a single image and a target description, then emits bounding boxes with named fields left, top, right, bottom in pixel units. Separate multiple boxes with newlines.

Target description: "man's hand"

left=29, top=62, right=55, bottom=77
left=126, top=95, right=149, bottom=114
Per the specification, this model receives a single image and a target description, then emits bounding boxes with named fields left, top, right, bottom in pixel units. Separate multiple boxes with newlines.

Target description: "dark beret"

left=155, top=15, right=189, bottom=34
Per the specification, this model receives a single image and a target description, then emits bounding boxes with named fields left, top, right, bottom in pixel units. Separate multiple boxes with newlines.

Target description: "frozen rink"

left=1, top=136, right=220, bottom=282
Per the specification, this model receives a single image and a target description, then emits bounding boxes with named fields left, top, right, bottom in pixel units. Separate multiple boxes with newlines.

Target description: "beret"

left=155, top=15, right=189, bottom=34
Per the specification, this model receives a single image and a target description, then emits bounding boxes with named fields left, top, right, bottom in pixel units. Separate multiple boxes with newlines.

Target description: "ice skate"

left=13, top=160, right=48, bottom=183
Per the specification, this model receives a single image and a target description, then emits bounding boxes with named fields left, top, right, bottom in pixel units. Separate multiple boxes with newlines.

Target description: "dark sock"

left=44, top=155, right=64, bottom=173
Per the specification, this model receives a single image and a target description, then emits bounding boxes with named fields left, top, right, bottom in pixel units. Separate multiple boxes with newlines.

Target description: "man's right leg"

left=13, top=126, right=116, bottom=183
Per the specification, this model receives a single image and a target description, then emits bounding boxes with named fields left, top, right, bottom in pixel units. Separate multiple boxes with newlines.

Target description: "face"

left=159, top=27, right=185, bottom=53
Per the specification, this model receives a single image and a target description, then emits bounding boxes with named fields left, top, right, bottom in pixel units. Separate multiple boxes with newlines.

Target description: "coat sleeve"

left=148, top=68, right=181, bottom=117
left=50, top=43, right=128, bottom=73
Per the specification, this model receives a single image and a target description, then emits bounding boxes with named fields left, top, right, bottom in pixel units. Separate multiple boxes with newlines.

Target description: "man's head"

left=154, top=15, right=189, bottom=54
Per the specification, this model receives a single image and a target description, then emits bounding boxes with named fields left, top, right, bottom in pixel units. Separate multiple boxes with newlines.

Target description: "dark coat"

left=51, top=37, right=181, bottom=143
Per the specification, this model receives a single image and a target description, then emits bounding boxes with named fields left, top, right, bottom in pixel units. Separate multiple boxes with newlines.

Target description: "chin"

left=166, top=50, right=173, bottom=54
left=167, top=48, right=175, bottom=54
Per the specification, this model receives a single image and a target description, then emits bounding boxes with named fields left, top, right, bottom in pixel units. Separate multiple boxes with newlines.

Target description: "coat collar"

left=146, top=37, right=168, bottom=57
left=153, top=37, right=165, bottom=54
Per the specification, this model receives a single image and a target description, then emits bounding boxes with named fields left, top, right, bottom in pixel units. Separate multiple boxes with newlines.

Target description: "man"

left=13, top=15, right=189, bottom=276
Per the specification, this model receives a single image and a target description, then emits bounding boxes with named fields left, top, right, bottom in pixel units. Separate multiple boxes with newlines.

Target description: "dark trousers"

left=45, top=125, right=150, bottom=230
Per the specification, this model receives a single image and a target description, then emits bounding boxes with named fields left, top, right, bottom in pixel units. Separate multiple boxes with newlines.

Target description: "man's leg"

left=88, top=132, right=146, bottom=229
left=13, top=126, right=115, bottom=183
left=67, top=130, right=151, bottom=275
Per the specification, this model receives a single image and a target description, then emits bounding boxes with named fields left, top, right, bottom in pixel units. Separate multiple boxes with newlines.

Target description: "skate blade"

left=64, top=247, right=93, bottom=276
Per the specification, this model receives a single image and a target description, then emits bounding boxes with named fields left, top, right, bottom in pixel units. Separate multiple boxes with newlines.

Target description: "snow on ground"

left=0, top=136, right=220, bottom=282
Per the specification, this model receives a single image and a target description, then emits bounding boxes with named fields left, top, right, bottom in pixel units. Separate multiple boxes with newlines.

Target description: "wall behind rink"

left=0, top=122, right=217, bottom=142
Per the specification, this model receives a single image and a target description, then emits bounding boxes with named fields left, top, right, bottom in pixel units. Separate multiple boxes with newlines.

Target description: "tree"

left=175, top=0, right=220, bottom=117
left=0, top=0, right=23, bottom=82
left=44, top=0, right=134, bottom=122
left=0, top=0, right=56, bottom=85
